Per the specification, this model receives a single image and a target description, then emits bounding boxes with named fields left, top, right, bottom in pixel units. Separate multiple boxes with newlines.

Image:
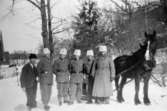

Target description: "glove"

left=110, top=77, right=115, bottom=81
left=22, top=87, right=26, bottom=92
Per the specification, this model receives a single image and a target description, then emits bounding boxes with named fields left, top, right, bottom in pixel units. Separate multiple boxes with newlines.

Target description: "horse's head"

left=144, top=30, right=157, bottom=61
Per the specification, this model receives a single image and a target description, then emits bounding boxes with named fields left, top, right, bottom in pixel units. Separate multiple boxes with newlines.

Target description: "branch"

left=52, top=28, right=69, bottom=34
left=110, top=0, right=128, bottom=13
left=131, top=1, right=142, bottom=7
left=51, top=0, right=60, bottom=9
left=27, top=0, right=41, bottom=10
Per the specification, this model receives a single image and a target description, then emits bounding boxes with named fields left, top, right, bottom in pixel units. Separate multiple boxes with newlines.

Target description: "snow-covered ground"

left=0, top=77, right=167, bottom=111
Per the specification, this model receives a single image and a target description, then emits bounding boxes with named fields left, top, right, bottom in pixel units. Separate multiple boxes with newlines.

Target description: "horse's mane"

left=114, top=41, right=148, bottom=74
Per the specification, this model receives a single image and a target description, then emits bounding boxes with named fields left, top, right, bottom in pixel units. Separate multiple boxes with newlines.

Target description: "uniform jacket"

left=37, top=55, right=53, bottom=85
left=20, top=63, right=38, bottom=88
left=69, top=58, right=84, bottom=83
left=83, top=58, right=94, bottom=76
left=53, top=58, right=70, bottom=83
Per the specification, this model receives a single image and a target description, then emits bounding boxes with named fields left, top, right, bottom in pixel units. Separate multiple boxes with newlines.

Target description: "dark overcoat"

left=20, top=63, right=38, bottom=88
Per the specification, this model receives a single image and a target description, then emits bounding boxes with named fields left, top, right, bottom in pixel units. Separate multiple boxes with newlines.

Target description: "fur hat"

left=74, top=49, right=81, bottom=56
left=60, top=48, right=67, bottom=55
left=99, top=45, right=107, bottom=52
left=86, top=50, right=94, bottom=56
left=43, top=48, right=50, bottom=54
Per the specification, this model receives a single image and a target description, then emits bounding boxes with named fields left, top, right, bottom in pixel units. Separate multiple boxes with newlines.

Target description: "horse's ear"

left=145, top=32, right=147, bottom=37
left=153, top=30, right=156, bottom=36
left=139, top=43, right=142, bottom=48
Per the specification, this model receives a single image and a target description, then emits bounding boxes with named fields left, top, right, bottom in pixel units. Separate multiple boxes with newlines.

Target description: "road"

left=0, top=77, right=167, bottom=111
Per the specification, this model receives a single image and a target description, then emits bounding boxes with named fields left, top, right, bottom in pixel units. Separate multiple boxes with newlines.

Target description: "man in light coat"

left=37, top=48, right=53, bottom=110
left=92, top=45, right=115, bottom=104
left=53, top=48, right=70, bottom=106
left=83, top=50, right=95, bottom=103
left=69, top=49, right=84, bottom=104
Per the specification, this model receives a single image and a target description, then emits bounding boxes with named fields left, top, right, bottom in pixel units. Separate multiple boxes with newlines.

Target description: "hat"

left=43, top=48, right=50, bottom=54
left=86, top=50, right=94, bottom=56
left=29, top=53, right=37, bottom=59
left=99, top=45, right=107, bottom=52
left=74, top=49, right=81, bottom=56
left=60, top=48, right=67, bottom=55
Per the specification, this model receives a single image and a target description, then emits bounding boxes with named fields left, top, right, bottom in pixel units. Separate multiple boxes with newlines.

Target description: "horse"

left=114, top=31, right=157, bottom=105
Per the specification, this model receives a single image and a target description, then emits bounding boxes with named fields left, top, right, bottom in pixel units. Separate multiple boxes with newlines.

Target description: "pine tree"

left=72, top=0, right=100, bottom=54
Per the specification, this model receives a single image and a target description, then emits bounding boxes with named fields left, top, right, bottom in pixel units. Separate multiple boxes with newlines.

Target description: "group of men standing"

left=20, top=45, right=116, bottom=111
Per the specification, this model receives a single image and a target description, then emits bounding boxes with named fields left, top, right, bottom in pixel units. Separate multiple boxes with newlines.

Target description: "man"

left=53, top=48, right=70, bottom=106
left=83, top=50, right=95, bottom=104
left=37, top=48, right=53, bottom=110
left=69, top=49, right=84, bottom=104
left=92, top=45, right=115, bottom=104
left=20, top=54, right=38, bottom=111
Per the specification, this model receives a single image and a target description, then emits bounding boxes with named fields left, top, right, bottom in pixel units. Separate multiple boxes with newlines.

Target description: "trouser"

left=57, top=82, right=69, bottom=103
left=25, top=82, right=37, bottom=108
left=69, top=82, right=82, bottom=102
left=40, top=84, right=52, bottom=105
left=162, top=76, right=166, bottom=87
left=87, top=76, right=94, bottom=102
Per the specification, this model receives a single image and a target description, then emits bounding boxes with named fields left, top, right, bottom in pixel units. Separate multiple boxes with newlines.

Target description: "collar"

left=29, top=63, right=34, bottom=68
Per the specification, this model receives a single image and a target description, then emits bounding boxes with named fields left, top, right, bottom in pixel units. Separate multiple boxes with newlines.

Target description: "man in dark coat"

left=37, top=48, right=53, bottom=110
left=83, top=50, right=95, bottom=104
left=69, top=49, right=84, bottom=104
left=53, top=48, right=70, bottom=106
left=20, top=53, right=38, bottom=111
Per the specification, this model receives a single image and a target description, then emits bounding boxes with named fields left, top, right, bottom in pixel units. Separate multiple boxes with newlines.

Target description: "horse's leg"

left=134, top=74, right=141, bottom=105
left=115, top=75, right=120, bottom=90
left=143, top=72, right=151, bottom=105
left=117, top=76, right=127, bottom=103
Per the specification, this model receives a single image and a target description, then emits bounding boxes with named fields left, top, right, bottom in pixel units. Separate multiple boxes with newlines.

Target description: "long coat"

left=37, top=56, right=53, bottom=85
left=92, top=55, right=115, bottom=97
left=53, top=58, right=70, bottom=83
left=20, top=63, right=38, bottom=88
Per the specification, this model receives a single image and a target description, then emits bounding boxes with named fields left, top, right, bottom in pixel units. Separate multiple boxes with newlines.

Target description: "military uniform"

left=69, top=58, right=84, bottom=103
left=20, top=63, right=38, bottom=108
left=83, top=58, right=94, bottom=103
left=37, top=55, right=53, bottom=107
left=53, top=58, right=70, bottom=104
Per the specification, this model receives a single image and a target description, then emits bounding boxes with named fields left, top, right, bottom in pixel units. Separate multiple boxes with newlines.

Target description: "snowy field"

left=0, top=76, right=167, bottom=111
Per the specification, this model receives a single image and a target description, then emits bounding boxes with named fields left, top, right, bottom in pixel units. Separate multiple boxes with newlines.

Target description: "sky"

left=0, top=0, right=157, bottom=53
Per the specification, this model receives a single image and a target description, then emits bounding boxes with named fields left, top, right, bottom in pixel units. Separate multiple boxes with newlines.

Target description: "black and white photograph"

left=0, top=0, right=167, bottom=111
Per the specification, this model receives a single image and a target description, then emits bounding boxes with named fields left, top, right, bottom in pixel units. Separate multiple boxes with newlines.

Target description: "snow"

left=0, top=77, right=167, bottom=111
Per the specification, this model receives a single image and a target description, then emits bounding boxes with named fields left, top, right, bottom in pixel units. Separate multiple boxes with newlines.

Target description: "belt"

left=71, top=71, right=83, bottom=74
left=57, top=70, right=68, bottom=73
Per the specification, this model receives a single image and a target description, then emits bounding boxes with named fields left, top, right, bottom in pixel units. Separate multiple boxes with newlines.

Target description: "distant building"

left=0, top=30, right=10, bottom=65
left=0, top=30, right=4, bottom=64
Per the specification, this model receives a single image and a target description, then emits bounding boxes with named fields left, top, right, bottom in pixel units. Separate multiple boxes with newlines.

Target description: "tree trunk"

left=40, top=0, right=49, bottom=48
left=47, top=0, right=54, bottom=60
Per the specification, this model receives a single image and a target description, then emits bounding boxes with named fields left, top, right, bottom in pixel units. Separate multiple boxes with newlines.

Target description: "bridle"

left=145, top=41, right=151, bottom=61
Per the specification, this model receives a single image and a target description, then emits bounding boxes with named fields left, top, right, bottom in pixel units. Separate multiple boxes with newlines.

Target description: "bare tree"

left=11, top=0, right=68, bottom=58
left=110, top=0, right=142, bottom=22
